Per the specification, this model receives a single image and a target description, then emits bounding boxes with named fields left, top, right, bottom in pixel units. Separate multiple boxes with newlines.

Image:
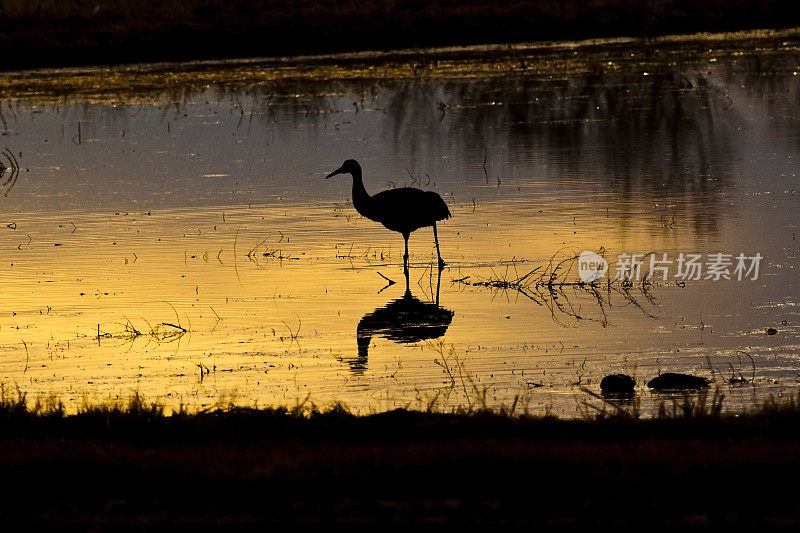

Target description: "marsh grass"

left=706, top=350, right=757, bottom=385
left=2, top=382, right=800, bottom=426
left=579, top=386, right=730, bottom=421
left=454, top=250, right=659, bottom=326
left=2, top=388, right=800, bottom=527
left=3, top=381, right=800, bottom=456
left=0, top=384, right=64, bottom=418
left=430, top=342, right=494, bottom=413
left=0, top=343, right=794, bottom=429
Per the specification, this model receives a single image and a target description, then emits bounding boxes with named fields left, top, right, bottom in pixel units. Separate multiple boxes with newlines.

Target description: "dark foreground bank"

left=2, top=393, right=800, bottom=527
left=2, top=0, right=800, bottom=70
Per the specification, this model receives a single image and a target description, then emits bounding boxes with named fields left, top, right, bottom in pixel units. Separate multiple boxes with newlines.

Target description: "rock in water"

left=600, top=374, right=636, bottom=395
left=647, top=372, right=710, bottom=390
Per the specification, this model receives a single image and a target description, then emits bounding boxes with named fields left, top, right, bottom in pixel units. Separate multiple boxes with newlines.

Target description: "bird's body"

left=326, top=159, right=450, bottom=270
left=357, top=187, right=450, bottom=235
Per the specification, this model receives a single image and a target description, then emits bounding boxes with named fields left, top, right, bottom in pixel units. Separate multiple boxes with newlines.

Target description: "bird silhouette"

left=342, top=269, right=453, bottom=374
left=326, top=159, right=451, bottom=272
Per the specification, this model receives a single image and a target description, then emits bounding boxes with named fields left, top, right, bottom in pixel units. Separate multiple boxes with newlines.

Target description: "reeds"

left=3, top=383, right=800, bottom=426
left=453, top=250, right=658, bottom=326
left=580, top=386, right=732, bottom=421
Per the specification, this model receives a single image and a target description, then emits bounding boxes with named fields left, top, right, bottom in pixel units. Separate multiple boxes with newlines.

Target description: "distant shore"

left=2, top=0, right=800, bottom=70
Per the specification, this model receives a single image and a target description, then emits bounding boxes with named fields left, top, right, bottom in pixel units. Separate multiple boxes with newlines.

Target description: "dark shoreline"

left=2, top=0, right=800, bottom=71
left=2, top=396, right=800, bottom=526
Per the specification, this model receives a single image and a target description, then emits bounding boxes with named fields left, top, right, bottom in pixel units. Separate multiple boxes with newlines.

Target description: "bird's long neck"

left=351, top=168, right=372, bottom=218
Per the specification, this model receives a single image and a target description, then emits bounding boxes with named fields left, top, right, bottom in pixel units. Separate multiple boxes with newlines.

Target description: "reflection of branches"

left=280, top=318, right=302, bottom=350
left=0, top=148, right=20, bottom=197
left=98, top=315, right=188, bottom=347
left=705, top=350, right=757, bottom=386
left=617, top=278, right=659, bottom=320
left=454, top=266, right=542, bottom=303
left=97, top=303, right=189, bottom=355
left=453, top=251, right=660, bottom=327
left=246, top=237, right=293, bottom=266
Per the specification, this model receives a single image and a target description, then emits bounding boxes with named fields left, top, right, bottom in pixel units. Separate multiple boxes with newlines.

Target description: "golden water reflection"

left=353, top=270, right=453, bottom=374
left=0, top=31, right=798, bottom=415
left=0, top=194, right=795, bottom=415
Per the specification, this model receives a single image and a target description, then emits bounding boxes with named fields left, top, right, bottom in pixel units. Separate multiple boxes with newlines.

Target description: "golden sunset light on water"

left=2, top=37, right=797, bottom=415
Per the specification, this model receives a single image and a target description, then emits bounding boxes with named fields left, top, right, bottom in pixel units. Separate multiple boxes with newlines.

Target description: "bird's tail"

left=436, top=194, right=452, bottom=221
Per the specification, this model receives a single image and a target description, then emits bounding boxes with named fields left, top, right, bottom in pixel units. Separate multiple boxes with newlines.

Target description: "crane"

left=326, top=159, right=450, bottom=271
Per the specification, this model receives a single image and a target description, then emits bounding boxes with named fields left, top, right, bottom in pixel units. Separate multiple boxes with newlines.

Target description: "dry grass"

left=3, top=381, right=800, bottom=427
left=453, top=250, right=659, bottom=326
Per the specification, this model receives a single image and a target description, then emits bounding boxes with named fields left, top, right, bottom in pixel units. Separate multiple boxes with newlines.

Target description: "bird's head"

left=325, top=159, right=361, bottom=179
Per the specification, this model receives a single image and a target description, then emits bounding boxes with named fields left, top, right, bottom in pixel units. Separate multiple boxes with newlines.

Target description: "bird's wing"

left=370, top=188, right=451, bottom=227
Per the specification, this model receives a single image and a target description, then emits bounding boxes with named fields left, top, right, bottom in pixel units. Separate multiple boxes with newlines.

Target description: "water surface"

left=1, top=31, right=798, bottom=415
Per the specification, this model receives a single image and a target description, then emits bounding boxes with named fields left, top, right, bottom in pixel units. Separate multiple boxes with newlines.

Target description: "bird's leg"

left=403, top=233, right=410, bottom=275
left=433, top=223, right=445, bottom=270
left=435, top=265, right=442, bottom=306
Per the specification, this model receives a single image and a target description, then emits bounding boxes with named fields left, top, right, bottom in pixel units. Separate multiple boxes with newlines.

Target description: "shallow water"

left=0, top=32, right=798, bottom=415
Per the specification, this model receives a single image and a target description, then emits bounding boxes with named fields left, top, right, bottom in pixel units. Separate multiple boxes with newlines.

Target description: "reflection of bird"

left=344, top=270, right=453, bottom=374
left=326, top=159, right=451, bottom=271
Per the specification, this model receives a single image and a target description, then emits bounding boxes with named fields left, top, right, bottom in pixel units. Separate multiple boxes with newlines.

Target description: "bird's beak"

left=325, top=166, right=345, bottom=179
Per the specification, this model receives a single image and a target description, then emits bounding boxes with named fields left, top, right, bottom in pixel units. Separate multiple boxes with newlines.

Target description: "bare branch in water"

left=452, top=250, right=660, bottom=326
